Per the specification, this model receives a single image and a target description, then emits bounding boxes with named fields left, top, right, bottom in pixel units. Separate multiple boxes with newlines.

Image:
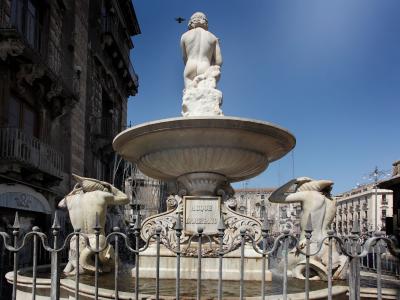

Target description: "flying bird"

left=175, top=17, right=186, bottom=24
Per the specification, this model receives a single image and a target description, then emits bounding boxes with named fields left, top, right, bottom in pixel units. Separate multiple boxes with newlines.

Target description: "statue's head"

left=188, top=12, right=208, bottom=30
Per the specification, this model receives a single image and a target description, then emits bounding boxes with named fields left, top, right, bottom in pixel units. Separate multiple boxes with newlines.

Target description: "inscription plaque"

left=184, top=196, right=221, bottom=234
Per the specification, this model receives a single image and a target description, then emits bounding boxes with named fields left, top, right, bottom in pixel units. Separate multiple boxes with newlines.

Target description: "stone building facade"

left=334, top=184, right=393, bottom=236
left=378, top=160, right=400, bottom=240
left=233, top=188, right=301, bottom=235
left=0, top=0, right=140, bottom=295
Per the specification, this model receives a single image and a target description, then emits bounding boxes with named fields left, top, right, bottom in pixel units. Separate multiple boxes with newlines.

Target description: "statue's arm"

left=180, top=36, right=187, bottom=64
left=269, top=179, right=297, bottom=203
left=269, top=177, right=312, bottom=203
left=110, top=184, right=129, bottom=205
left=214, top=39, right=222, bottom=66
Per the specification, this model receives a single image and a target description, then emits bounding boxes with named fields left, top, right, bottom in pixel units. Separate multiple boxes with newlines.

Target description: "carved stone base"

left=182, top=87, right=223, bottom=117
left=181, top=65, right=223, bottom=117
left=141, top=199, right=263, bottom=256
left=133, top=244, right=272, bottom=281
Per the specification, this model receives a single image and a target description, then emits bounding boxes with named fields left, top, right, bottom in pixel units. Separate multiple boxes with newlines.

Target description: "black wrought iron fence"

left=0, top=211, right=399, bottom=300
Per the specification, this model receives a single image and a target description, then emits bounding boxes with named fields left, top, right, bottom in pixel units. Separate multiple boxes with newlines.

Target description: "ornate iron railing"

left=101, top=15, right=139, bottom=88
left=0, top=210, right=399, bottom=300
left=0, top=128, right=64, bottom=178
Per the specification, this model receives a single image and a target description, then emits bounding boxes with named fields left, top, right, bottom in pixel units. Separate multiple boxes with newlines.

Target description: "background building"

left=334, top=183, right=393, bottom=236
left=0, top=0, right=140, bottom=296
left=378, top=160, right=400, bottom=240
left=124, top=165, right=168, bottom=222
left=233, top=188, right=301, bottom=234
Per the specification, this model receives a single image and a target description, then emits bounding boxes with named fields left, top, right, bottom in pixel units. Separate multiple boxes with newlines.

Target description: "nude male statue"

left=181, top=12, right=222, bottom=88
left=269, top=177, right=336, bottom=243
left=269, top=177, right=347, bottom=280
left=59, top=174, right=129, bottom=274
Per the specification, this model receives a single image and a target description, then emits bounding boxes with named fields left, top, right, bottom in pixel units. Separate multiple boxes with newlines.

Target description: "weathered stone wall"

left=70, top=0, right=89, bottom=178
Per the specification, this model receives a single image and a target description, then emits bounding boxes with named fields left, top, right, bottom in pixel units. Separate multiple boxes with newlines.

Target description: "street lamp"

left=366, top=167, right=390, bottom=232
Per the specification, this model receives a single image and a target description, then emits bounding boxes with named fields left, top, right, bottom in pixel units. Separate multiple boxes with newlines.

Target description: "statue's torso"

left=65, top=191, right=109, bottom=234
left=182, top=27, right=217, bottom=62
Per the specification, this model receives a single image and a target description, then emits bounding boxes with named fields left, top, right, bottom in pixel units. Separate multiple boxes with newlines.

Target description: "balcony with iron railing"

left=101, top=14, right=138, bottom=92
left=0, top=127, right=63, bottom=179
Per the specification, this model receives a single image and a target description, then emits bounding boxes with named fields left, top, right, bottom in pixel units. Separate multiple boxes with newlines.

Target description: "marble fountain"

left=8, top=11, right=399, bottom=300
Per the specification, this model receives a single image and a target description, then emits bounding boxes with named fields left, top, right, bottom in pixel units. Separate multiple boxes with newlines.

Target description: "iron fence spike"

left=305, top=213, right=313, bottom=233
left=135, top=212, right=141, bottom=230
left=93, top=212, right=101, bottom=230
left=51, top=210, right=61, bottom=229
left=262, top=211, right=269, bottom=231
left=176, top=214, right=183, bottom=232
left=12, top=211, right=20, bottom=229
left=217, top=214, right=226, bottom=231
left=352, top=217, right=360, bottom=234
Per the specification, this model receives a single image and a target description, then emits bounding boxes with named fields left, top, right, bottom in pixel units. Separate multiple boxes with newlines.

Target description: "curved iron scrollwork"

left=0, top=211, right=399, bottom=300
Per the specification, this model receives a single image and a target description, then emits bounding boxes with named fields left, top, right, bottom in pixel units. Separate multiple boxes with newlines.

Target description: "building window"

left=7, top=95, right=38, bottom=137
left=11, top=0, right=48, bottom=54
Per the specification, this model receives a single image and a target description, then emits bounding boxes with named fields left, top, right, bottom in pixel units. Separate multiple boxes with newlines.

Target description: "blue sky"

left=128, top=0, right=399, bottom=194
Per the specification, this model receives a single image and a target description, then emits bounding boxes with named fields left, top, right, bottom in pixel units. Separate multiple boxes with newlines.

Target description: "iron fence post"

left=31, top=226, right=40, bottom=300
left=134, top=213, right=141, bottom=300
left=93, top=213, right=101, bottom=300
left=239, top=227, right=246, bottom=300
left=113, top=227, right=120, bottom=300
left=50, top=212, right=61, bottom=300
left=217, top=215, right=225, bottom=300
left=74, top=228, right=81, bottom=300
left=12, top=212, right=20, bottom=300
left=196, top=226, right=203, bottom=300
left=282, top=227, right=290, bottom=300
left=349, top=218, right=360, bottom=300
left=304, top=214, right=313, bottom=300
left=175, top=214, right=183, bottom=300
left=374, top=232, right=382, bottom=300
left=155, top=227, right=161, bottom=300
left=327, top=227, right=334, bottom=300
left=261, top=212, right=269, bottom=300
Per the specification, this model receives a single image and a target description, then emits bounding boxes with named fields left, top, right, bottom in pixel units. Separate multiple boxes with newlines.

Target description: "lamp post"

left=373, top=167, right=378, bottom=232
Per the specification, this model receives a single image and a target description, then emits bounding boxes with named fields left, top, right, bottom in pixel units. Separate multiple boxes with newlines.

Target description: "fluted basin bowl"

left=113, top=116, right=295, bottom=182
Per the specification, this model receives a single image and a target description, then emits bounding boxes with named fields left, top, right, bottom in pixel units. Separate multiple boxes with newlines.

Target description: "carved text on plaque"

left=184, top=196, right=220, bottom=234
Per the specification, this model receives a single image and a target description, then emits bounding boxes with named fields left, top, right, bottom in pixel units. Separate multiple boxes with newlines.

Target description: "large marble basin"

left=113, top=116, right=295, bottom=182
